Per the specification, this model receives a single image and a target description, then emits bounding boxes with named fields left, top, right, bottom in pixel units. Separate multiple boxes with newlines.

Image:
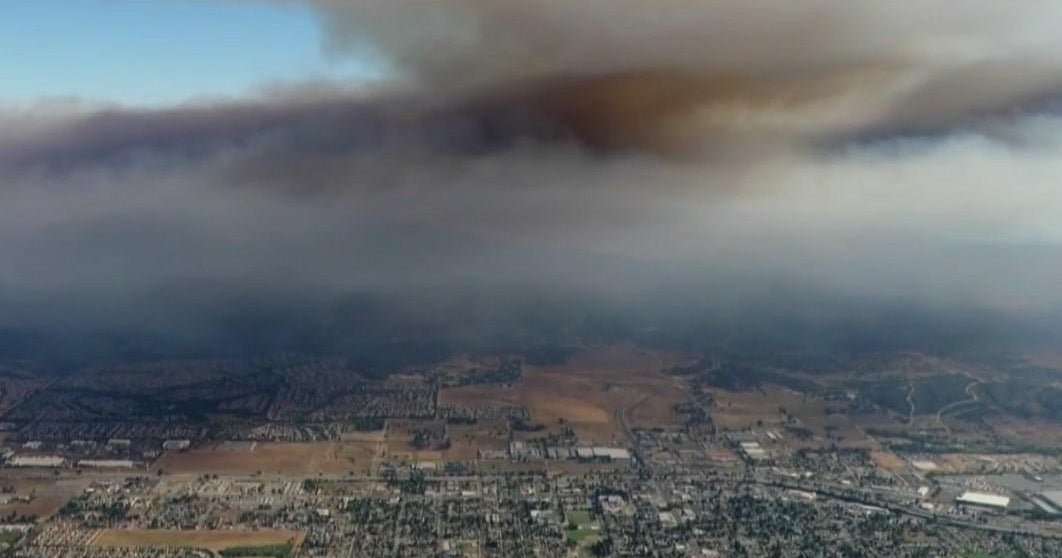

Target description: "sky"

left=1, top=0, right=1062, bottom=362
left=0, top=0, right=382, bottom=106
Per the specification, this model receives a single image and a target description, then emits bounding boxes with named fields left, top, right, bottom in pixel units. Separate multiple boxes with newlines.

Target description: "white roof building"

left=77, top=459, right=137, bottom=469
left=163, top=439, right=191, bottom=451
left=591, top=447, right=631, bottom=460
left=956, top=491, right=1010, bottom=509
left=575, top=447, right=596, bottom=459
left=7, top=455, right=65, bottom=468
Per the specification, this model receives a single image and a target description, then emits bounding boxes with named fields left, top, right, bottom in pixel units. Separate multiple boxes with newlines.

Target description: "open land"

left=2, top=346, right=1062, bottom=557
left=91, top=528, right=304, bottom=550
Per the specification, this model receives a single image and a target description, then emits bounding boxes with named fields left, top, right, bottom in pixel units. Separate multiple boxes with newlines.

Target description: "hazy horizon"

left=4, top=0, right=1062, bottom=366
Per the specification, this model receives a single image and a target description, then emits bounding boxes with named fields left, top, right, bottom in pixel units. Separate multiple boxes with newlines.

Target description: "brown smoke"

left=300, top=0, right=1062, bottom=154
left=1, top=0, right=1062, bottom=360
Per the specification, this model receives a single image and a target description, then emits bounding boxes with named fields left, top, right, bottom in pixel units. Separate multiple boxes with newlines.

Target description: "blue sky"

left=0, top=0, right=382, bottom=106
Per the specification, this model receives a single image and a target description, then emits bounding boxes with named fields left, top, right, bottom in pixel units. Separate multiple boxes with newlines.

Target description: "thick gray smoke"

left=2, top=1, right=1062, bottom=364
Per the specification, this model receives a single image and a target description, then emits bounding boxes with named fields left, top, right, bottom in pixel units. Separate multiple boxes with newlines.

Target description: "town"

left=2, top=346, right=1062, bottom=557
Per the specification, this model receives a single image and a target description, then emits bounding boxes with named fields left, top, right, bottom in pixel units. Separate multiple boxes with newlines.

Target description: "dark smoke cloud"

left=2, top=1, right=1062, bottom=365
left=305, top=0, right=1062, bottom=147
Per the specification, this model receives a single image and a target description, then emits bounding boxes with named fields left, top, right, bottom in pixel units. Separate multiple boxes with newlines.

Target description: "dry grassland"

left=443, top=345, right=688, bottom=444
left=989, top=416, right=1062, bottom=447
left=154, top=442, right=375, bottom=475
left=91, top=528, right=304, bottom=550
left=870, top=450, right=907, bottom=470
left=710, top=386, right=875, bottom=448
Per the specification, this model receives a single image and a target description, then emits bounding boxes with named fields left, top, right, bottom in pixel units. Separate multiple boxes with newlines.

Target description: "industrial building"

left=956, top=491, right=1010, bottom=510
left=6, top=455, right=66, bottom=468
left=739, top=441, right=769, bottom=461
left=163, top=439, right=191, bottom=451
left=76, top=459, right=138, bottom=469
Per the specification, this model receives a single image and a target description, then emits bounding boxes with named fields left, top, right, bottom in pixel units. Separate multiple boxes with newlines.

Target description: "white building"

left=163, top=439, right=191, bottom=451
left=7, top=455, right=65, bottom=468
left=739, top=441, right=769, bottom=460
left=591, top=447, right=631, bottom=460
left=77, top=459, right=137, bottom=469
left=956, top=491, right=1010, bottom=510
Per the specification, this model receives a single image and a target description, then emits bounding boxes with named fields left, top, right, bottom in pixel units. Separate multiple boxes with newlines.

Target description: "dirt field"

left=0, top=477, right=87, bottom=521
left=870, top=450, right=908, bottom=470
left=382, top=420, right=448, bottom=463
left=447, top=421, right=509, bottom=460
left=545, top=459, right=628, bottom=475
left=477, top=459, right=547, bottom=475
left=153, top=442, right=376, bottom=475
left=710, top=386, right=876, bottom=449
left=339, top=429, right=386, bottom=444
left=709, top=387, right=802, bottom=432
left=441, top=345, right=689, bottom=444
left=0, top=496, right=64, bottom=520
left=439, top=383, right=524, bottom=410
left=989, top=416, right=1062, bottom=448
left=91, top=528, right=304, bottom=550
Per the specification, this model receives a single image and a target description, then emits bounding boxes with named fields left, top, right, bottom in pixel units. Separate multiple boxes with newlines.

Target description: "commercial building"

left=592, top=447, right=632, bottom=460
left=7, top=455, right=65, bottom=468
left=163, top=439, right=191, bottom=451
left=956, top=491, right=1010, bottom=510
left=739, top=441, right=769, bottom=461
left=77, top=459, right=138, bottom=469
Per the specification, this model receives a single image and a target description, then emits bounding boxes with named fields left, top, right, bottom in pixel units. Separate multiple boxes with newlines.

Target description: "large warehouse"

left=956, top=491, right=1011, bottom=510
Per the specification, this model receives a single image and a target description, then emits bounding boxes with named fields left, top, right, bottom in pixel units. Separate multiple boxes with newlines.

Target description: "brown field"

left=447, top=421, right=509, bottom=460
left=381, top=419, right=507, bottom=463
left=91, top=528, right=304, bottom=550
left=870, top=450, right=907, bottom=470
left=442, top=345, right=689, bottom=444
left=340, top=429, right=385, bottom=443
left=850, top=412, right=908, bottom=435
left=533, top=394, right=611, bottom=424
left=989, top=416, right=1062, bottom=448
left=153, top=442, right=376, bottom=475
left=545, top=459, right=627, bottom=475
left=440, top=383, right=523, bottom=410
left=383, top=420, right=446, bottom=463
left=0, top=477, right=88, bottom=521
left=710, top=386, right=875, bottom=448
left=709, top=387, right=800, bottom=432
left=0, top=496, right=64, bottom=520
left=477, top=459, right=547, bottom=475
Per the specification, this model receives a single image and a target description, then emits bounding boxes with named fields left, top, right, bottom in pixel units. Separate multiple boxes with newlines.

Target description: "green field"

left=566, top=510, right=600, bottom=546
left=219, top=543, right=292, bottom=558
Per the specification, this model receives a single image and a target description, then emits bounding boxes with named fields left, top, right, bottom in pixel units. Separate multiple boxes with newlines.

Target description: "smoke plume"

left=2, top=0, right=1062, bottom=364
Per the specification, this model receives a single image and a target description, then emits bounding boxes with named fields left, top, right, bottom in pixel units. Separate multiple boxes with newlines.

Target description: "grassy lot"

left=219, top=543, right=292, bottom=557
left=565, top=510, right=600, bottom=547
